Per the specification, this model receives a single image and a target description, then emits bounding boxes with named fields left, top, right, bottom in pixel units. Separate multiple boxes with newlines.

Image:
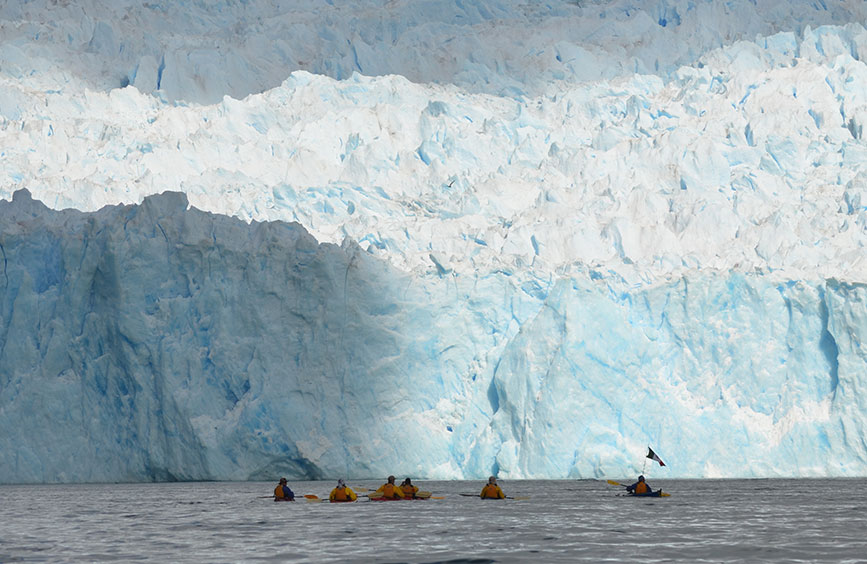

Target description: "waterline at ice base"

left=1, top=0, right=866, bottom=483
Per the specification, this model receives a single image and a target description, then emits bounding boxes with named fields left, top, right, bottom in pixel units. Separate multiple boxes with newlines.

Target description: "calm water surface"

left=1, top=479, right=865, bottom=563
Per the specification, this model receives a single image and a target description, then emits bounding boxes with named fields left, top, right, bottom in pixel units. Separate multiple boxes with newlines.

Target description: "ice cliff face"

left=2, top=190, right=865, bottom=482
left=0, top=189, right=487, bottom=482
left=1, top=0, right=866, bottom=482
left=3, top=0, right=867, bottom=103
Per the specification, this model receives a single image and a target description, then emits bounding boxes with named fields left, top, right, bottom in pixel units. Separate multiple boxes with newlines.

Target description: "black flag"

left=647, top=447, right=665, bottom=466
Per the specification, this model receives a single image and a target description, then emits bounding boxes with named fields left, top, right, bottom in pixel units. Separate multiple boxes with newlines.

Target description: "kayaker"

left=480, top=476, right=505, bottom=499
left=400, top=478, right=419, bottom=499
left=274, top=477, right=295, bottom=501
left=375, top=475, right=405, bottom=499
left=626, top=475, right=653, bottom=495
left=329, top=478, right=358, bottom=502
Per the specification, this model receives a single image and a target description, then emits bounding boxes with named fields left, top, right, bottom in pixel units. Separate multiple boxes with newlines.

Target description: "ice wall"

left=479, top=276, right=867, bottom=478
left=1, top=0, right=867, bottom=482
left=2, top=190, right=865, bottom=482
left=0, top=190, right=490, bottom=482
left=2, top=0, right=867, bottom=104
left=3, top=23, right=867, bottom=285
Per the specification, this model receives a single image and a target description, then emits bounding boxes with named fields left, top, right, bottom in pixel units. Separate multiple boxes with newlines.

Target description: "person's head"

left=638, top=475, right=645, bottom=482
left=337, top=478, right=345, bottom=488
left=387, top=475, right=395, bottom=484
left=279, top=477, right=287, bottom=485
left=488, top=476, right=497, bottom=484
left=404, top=478, right=412, bottom=485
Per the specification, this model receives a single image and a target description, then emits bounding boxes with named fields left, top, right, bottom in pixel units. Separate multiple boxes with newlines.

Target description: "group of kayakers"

left=273, top=474, right=508, bottom=501
left=331, top=475, right=421, bottom=501
left=273, top=474, right=655, bottom=501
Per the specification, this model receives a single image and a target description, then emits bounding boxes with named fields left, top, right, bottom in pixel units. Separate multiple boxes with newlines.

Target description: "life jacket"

left=401, top=484, right=418, bottom=497
left=274, top=485, right=285, bottom=498
left=380, top=483, right=402, bottom=498
left=634, top=482, right=650, bottom=494
left=331, top=487, right=352, bottom=501
left=481, top=484, right=503, bottom=499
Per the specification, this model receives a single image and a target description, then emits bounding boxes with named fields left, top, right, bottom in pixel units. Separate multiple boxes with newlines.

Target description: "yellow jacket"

left=480, top=484, right=505, bottom=499
left=375, top=483, right=405, bottom=498
left=329, top=486, right=358, bottom=502
left=400, top=484, right=419, bottom=498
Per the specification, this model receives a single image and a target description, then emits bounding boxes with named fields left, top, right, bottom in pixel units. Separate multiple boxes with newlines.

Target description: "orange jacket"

left=329, top=486, right=357, bottom=501
left=274, top=484, right=294, bottom=500
left=376, top=483, right=405, bottom=498
left=633, top=481, right=650, bottom=494
left=480, top=484, right=505, bottom=499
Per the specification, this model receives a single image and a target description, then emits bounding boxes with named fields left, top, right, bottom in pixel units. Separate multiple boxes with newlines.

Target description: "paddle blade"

left=660, top=492, right=671, bottom=497
left=303, top=494, right=319, bottom=499
left=416, top=491, right=432, bottom=499
left=606, top=480, right=625, bottom=486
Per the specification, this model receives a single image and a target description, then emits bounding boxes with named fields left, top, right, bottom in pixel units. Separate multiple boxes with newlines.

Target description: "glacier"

left=1, top=0, right=867, bottom=483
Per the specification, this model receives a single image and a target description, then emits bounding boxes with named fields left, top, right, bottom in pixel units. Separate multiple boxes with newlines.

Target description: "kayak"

left=624, top=491, right=670, bottom=497
left=368, top=490, right=433, bottom=501
left=329, top=499, right=357, bottom=503
left=459, top=493, right=529, bottom=500
left=274, top=497, right=295, bottom=502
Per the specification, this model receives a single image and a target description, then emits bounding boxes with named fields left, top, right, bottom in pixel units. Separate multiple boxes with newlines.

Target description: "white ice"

left=0, top=0, right=866, bottom=483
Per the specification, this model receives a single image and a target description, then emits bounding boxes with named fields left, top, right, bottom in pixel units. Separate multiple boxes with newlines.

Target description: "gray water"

left=1, top=479, right=865, bottom=563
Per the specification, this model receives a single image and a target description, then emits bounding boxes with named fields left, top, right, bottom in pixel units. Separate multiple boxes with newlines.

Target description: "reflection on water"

left=1, top=479, right=865, bottom=563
